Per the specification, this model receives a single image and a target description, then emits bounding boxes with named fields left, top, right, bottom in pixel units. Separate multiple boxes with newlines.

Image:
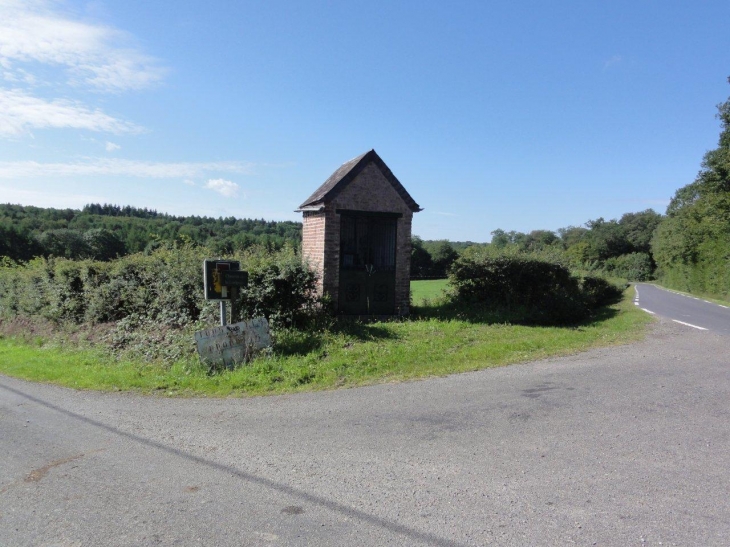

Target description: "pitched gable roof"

left=298, top=149, right=422, bottom=212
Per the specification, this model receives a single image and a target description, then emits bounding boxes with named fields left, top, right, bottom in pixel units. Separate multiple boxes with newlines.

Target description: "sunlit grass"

left=411, top=279, right=450, bottom=305
left=0, top=288, right=653, bottom=397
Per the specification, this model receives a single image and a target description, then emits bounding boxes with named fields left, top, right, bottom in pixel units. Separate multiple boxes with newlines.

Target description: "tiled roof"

left=298, top=149, right=421, bottom=212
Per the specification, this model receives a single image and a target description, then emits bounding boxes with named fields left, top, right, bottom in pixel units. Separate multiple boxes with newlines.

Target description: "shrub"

left=448, top=256, right=588, bottom=324
left=0, top=243, right=324, bottom=356
left=603, top=252, right=654, bottom=281
left=234, top=245, right=322, bottom=328
left=580, top=275, right=624, bottom=308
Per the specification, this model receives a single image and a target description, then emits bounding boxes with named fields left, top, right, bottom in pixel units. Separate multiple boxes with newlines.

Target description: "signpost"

left=199, top=259, right=264, bottom=368
left=203, top=259, right=247, bottom=326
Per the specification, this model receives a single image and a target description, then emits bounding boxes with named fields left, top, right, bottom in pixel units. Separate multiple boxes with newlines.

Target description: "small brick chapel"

left=297, top=150, right=422, bottom=316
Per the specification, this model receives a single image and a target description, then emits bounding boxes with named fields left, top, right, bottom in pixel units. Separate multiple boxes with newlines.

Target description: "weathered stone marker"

left=194, top=317, right=271, bottom=369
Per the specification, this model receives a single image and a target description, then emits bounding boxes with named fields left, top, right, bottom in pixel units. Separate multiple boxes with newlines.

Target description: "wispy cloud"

left=0, top=186, right=107, bottom=209
left=0, top=158, right=253, bottom=179
left=204, top=178, right=240, bottom=198
left=0, top=88, right=142, bottom=136
left=603, top=55, right=622, bottom=70
left=0, top=0, right=164, bottom=140
left=105, top=141, right=120, bottom=152
left=0, top=0, right=167, bottom=92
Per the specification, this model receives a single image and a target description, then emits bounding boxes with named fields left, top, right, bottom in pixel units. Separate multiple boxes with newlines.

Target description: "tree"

left=83, top=228, right=126, bottom=261
left=618, top=210, right=662, bottom=254
left=431, top=241, right=459, bottom=277
left=523, top=230, right=559, bottom=252
left=36, top=229, right=89, bottom=259
left=557, top=226, right=588, bottom=249
left=0, top=225, right=42, bottom=261
left=583, top=218, right=631, bottom=261
left=410, top=236, right=434, bottom=277
left=652, top=79, right=730, bottom=296
left=490, top=229, right=509, bottom=248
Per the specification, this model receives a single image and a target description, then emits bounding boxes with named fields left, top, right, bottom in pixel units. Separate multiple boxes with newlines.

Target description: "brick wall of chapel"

left=301, top=211, right=326, bottom=293
left=301, top=162, right=414, bottom=315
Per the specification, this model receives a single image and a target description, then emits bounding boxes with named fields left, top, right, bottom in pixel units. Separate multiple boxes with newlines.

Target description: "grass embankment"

left=0, top=283, right=652, bottom=397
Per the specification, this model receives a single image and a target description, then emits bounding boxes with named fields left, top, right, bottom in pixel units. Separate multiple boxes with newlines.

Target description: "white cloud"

left=1, top=67, right=36, bottom=85
left=204, top=178, right=240, bottom=198
left=0, top=0, right=166, bottom=92
left=0, top=158, right=253, bottom=179
left=0, top=88, right=143, bottom=136
left=604, top=55, right=622, bottom=69
left=0, top=186, right=107, bottom=209
left=183, top=179, right=195, bottom=186
left=105, top=141, right=120, bottom=152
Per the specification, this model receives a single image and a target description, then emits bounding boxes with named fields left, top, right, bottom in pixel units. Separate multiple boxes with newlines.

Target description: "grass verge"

left=0, top=287, right=653, bottom=397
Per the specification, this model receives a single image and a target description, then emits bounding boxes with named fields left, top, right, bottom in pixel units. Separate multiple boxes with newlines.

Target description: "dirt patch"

left=0, top=317, right=116, bottom=347
left=24, top=449, right=105, bottom=484
left=25, top=454, right=85, bottom=483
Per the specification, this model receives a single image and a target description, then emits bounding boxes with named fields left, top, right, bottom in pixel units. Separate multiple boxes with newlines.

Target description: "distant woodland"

left=0, top=203, right=303, bottom=261
left=0, top=202, right=668, bottom=284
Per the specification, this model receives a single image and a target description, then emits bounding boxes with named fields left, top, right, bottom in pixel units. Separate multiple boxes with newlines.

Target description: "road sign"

left=203, top=259, right=241, bottom=300
left=222, top=270, right=249, bottom=287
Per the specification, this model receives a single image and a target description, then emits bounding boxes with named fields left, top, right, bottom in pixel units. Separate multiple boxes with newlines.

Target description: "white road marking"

left=640, top=308, right=655, bottom=315
left=648, top=284, right=730, bottom=309
left=672, top=320, right=708, bottom=331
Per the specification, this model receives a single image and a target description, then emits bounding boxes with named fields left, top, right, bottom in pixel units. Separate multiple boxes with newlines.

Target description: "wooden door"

left=338, top=214, right=397, bottom=315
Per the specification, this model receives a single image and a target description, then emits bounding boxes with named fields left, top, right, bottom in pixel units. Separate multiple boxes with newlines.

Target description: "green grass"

left=0, top=287, right=653, bottom=397
left=411, top=279, right=450, bottom=305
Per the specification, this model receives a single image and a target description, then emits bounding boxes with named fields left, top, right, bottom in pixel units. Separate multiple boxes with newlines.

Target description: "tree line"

left=651, top=80, right=730, bottom=297
left=410, top=209, right=661, bottom=281
left=0, top=203, right=302, bottom=262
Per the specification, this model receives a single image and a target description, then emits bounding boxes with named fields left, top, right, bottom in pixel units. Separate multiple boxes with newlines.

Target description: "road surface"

left=2, top=320, right=730, bottom=546
left=634, top=283, right=730, bottom=335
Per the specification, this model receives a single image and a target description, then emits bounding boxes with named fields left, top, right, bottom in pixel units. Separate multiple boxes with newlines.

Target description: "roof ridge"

left=297, top=150, right=421, bottom=212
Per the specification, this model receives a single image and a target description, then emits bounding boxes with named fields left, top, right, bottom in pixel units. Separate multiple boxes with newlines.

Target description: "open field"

left=410, top=278, right=450, bottom=305
left=0, top=286, right=652, bottom=397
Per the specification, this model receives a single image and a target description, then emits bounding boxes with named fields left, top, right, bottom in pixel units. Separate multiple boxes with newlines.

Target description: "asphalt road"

left=635, top=284, right=730, bottom=335
left=2, top=320, right=730, bottom=546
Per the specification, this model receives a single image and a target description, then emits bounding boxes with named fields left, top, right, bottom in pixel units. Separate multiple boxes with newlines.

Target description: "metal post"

left=230, top=287, right=238, bottom=324
left=220, top=301, right=227, bottom=326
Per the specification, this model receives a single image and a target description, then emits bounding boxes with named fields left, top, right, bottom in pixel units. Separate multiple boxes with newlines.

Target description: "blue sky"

left=1, top=0, right=728, bottom=242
